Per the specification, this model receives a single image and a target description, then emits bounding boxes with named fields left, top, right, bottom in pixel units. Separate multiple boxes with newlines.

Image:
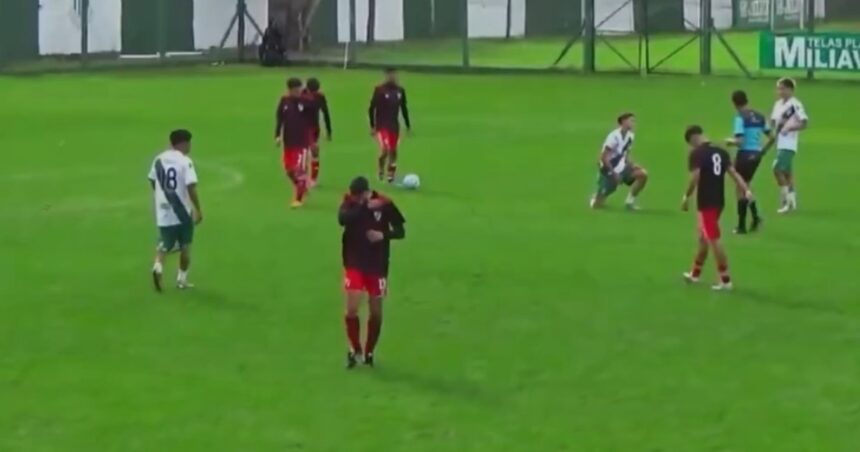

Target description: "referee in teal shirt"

left=726, top=90, right=772, bottom=234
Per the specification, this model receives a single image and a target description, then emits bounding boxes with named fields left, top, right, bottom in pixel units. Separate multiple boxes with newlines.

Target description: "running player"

left=339, top=176, right=406, bottom=368
left=769, top=77, right=808, bottom=214
left=275, top=78, right=310, bottom=208
left=725, top=90, right=771, bottom=234
left=302, top=77, right=332, bottom=187
left=148, top=129, right=203, bottom=292
left=682, top=126, right=752, bottom=291
left=590, top=113, right=649, bottom=210
left=369, top=68, right=411, bottom=183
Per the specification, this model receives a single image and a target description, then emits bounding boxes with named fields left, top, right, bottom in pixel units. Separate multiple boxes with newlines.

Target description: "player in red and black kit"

left=275, top=78, right=310, bottom=208
left=339, top=176, right=406, bottom=368
left=369, top=68, right=411, bottom=183
left=301, top=77, right=332, bottom=187
left=681, top=126, right=753, bottom=291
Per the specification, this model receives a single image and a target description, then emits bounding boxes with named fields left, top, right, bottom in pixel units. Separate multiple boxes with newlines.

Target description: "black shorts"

left=734, top=151, right=763, bottom=182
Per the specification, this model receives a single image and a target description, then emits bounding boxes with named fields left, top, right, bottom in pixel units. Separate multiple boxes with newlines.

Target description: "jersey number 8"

left=164, top=167, right=178, bottom=191
left=711, top=154, right=722, bottom=175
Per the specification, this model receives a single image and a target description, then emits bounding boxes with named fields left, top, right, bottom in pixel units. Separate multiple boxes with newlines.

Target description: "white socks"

left=780, top=186, right=790, bottom=204
left=153, top=261, right=163, bottom=274
left=177, top=270, right=188, bottom=283
left=625, top=193, right=637, bottom=205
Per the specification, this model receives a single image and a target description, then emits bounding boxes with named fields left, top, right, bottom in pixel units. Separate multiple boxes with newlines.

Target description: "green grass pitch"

left=1, top=66, right=860, bottom=451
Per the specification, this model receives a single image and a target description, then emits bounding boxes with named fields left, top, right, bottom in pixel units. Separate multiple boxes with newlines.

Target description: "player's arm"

left=187, top=183, right=203, bottom=224
left=338, top=200, right=364, bottom=226
left=368, top=90, right=378, bottom=133
left=274, top=98, right=285, bottom=144
left=384, top=204, right=406, bottom=240
left=728, top=166, right=752, bottom=199
left=186, top=163, right=202, bottom=224
left=726, top=116, right=744, bottom=147
left=600, top=147, right=621, bottom=182
left=400, top=88, right=412, bottom=132
left=681, top=168, right=699, bottom=211
left=321, top=95, right=333, bottom=139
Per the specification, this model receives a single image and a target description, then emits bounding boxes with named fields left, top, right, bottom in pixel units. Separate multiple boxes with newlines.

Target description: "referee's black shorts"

left=734, top=151, right=763, bottom=182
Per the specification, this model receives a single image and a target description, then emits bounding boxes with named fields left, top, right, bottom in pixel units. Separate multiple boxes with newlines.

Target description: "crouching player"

left=591, top=113, right=649, bottom=210
left=339, top=176, right=406, bottom=368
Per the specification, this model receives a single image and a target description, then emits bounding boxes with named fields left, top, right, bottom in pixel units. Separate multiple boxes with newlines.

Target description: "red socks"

left=366, top=315, right=382, bottom=355
left=386, top=164, right=397, bottom=183
left=691, top=250, right=707, bottom=278
left=718, top=263, right=731, bottom=284
left=311, top=158, right=320, bottom=182
left=345, top=315, right=362, bottom=354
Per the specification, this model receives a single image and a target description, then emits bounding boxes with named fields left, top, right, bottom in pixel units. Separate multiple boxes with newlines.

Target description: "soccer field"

left=1, top=67, right=859, bottom=451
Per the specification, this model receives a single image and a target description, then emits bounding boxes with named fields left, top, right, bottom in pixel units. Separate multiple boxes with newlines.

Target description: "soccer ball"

left=402, top=174, right=421, bottom=190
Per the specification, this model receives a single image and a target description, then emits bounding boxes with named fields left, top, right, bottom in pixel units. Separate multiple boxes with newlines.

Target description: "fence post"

left=583, top=0, right=595, bottom=73
left=806, top=0, right=815, bottom=80
left=348, top=0, right=357, bottom=62
left=80, top=0, right=90, bottom=67
left=700, top=0, right=712, bottom=75
left=156, top=0, right=167, bottom=62
left=237, top=0, right=246, bottom=62
left=461, top=0, right=470, bottom=68
left=505, top=0, right=513, bottom=39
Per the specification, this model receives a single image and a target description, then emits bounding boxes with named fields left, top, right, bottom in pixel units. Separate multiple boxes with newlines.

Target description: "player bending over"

left=591, top=113, right=648, bottom=210
left=369, top=68, right=411, bottom=183
left=302, top=77, right=332, bottom=187
left=769, top=77, right=808, bottom=214
left=725, top=90, right=771, bottom=234
left=275, top=78, right=311, bottom=208
left=682, top=126, right=752, bottom=291
left=148, top=129, right=203, bottom=292
left=339, top=176, right=406, bottom=368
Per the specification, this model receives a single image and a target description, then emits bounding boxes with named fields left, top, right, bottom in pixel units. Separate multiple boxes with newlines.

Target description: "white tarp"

left=39, top=0, right=121, bottom=55
left=194, top=0, right=268, bottom=49
left=467, top=0, right=525, bottom=38
left=338, top=0, right=404, bottom=42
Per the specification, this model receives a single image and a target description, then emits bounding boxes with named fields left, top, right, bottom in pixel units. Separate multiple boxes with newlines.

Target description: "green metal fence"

left=0, top=0, right=265, bottom=73
left=2, top=0, right=859, bottom=79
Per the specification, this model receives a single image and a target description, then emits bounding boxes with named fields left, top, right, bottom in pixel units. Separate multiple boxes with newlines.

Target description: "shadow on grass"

left=737, top=287, right=847, bottom=316
left=367, top=365, right=501, bottom=407
left=184, top=288, right=262, bottom=312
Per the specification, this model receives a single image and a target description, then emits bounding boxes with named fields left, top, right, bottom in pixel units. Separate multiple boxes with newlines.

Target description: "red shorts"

left=375, top=129, right=400, bottom=152
left=344, top=268, right=388, bottom=298
left=282, top=148, right=305, bottom=172
left=698, top=207, right=722, bottom=241
left=307, top=128, right=321, bottom=146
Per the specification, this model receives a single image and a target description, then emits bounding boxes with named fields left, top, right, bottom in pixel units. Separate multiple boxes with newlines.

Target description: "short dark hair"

left=349, top=176, right=370, bottom=195
left=684, top=125, right=703, bottom=143
left=732, top=90, right=748, bottom=107
left=287, top=77, right=303, bottom=89
left=170, top=129, right=192, bottom=146
left=777, top=77, right=796, bottom=90
left=306, top=77, right=321, bottom=92
left=617, top=112, right=635, bottom=125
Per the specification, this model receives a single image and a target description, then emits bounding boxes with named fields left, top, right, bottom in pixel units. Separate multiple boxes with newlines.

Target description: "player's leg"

left=747, top=155, right=763, bottom=231
left=386, top=149, right=398, bottom=183
left=684, top=236, right=709, bottom=283
left=176, top=223, right=195, bottom=289
left=309, top=144, right=321, bottom=186
left=284, top=150, right=307, bottom=207
left=375, top=131, right=388, bottom=181
left=709, top=239, right=733, bottom=291
left=774, top=150, right=794, bottom=213
left=590, top=173, right=616, bottom=209
left=343, top=270, right=365, bottom=368
left=734, top=153, right=751, bottom=234
left=152, top=227, right=178, bottom=292
left=364, top=277, right=387, bottom=366
left=625, top=166, right=647, bottom=209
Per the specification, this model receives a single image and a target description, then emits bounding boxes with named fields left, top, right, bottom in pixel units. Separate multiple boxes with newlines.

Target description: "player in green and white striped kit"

left=770, top=78, right=808, bottom=214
